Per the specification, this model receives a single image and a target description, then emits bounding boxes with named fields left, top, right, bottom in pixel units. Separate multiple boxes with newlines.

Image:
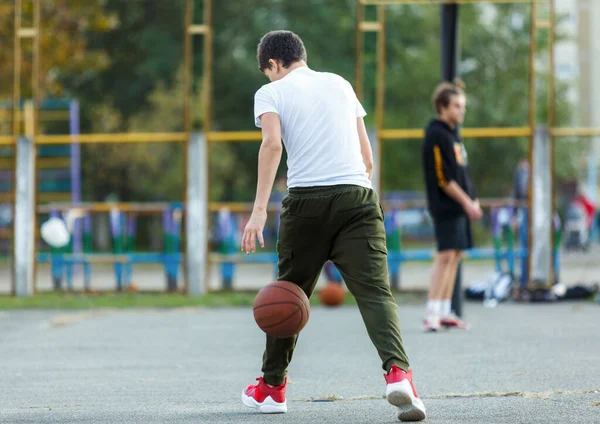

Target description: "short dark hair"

left=432, top=78, right=466, bottom=113
left=257, top=30, right=307, bottom=72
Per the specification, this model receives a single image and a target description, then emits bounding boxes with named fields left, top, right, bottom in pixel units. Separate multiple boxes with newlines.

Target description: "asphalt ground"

left=0, top=301, right=598, bottom=423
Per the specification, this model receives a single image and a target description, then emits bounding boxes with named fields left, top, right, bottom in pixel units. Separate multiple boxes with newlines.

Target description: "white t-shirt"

left=254, top=66, right=371, bottom=189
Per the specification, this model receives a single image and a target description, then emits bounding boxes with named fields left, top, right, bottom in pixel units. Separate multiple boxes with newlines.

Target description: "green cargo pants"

left=262, top=184, right=410, bottom=386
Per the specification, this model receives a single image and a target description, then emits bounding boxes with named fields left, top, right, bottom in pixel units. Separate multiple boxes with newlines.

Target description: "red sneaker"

left=384, top=365, right=426, bottom=421
left=441, top=313, right=471, bottom=330
left=241, top=377, right=287, bottom=414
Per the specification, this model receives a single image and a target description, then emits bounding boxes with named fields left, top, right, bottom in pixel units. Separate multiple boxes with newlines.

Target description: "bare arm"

left=442, top=181, right=481, bottom=220
left=241, top=112, right=283, bottom=254
left=357, top=117, right=374, bottom=180
left=442, top=181, right=473, bottom=209
left=253, top=112, right=283, bottom=212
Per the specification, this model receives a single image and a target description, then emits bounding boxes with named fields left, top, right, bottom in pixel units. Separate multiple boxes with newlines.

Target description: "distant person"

left=240, top=30, right=426, bottom=421
left=513, top=158, right=529, bottom=203
left=422, top=80, right=481, bottom=332
left=512, top=158, right=529, bottom=229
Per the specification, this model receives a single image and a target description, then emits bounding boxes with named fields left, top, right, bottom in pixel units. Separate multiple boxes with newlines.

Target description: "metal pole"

left=441, top=4, right=459, bottom=82
left=186, top=133, right=207, bottom=296
left=69, top=101, right=82, bottom=257
left=375, top=5, right=386, bottom=195
left=355, top=0, right=364, bottom=101
left=203, top=0, right=214, bottom=293
left=32, top=0, right=41, bottom=293
left=441, top=3, right=463, bottom=316
left=182, top=0, right=193, bottom=293
left=526, top=0, right=537, bottom=287
left=548, top=0, right=556, bottom=283
left=11, top=0, right=22, bottom=295
left=183, top=0, right=193, bottom=134
left=14, top=135, right=35, bottom=297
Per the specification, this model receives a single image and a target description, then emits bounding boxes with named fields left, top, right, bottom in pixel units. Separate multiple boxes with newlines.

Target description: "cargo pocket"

left=367, top=238, right=388, bottom=277
left=368, top=238, right=387, bottom=255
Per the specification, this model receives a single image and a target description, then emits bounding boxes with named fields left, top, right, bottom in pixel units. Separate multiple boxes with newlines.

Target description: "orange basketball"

left=253, top=281, right=310, bottom=338
left=319, top=282, right=345, bottom=307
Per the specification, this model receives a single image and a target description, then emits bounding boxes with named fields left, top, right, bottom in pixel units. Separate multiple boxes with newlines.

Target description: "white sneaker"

left=423, top=313, right=441, bottom=332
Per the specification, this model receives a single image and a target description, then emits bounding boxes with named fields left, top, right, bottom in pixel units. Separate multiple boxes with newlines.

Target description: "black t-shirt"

left=422, top=119, right=476, bottom=219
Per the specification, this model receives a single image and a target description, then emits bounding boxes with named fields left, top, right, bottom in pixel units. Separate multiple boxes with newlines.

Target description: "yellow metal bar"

left=360, top=0, right=550, bottom=4
left=24, top=101, right=34, bottom=138
left=0, top=158, right=16, bottom=168
left=203, top=0, right=214, bottom=135
left=551, top=128, right=600, bottom=137
left=380, top=127, right=532, bottom=139
left=535, top=19, right=550, bottom=29
left=183, top=0, right=193, bottom=133
left=13, top=0, right=21, bottom=138
left=17, top=27, right=36, bottom=38
left=463, top=127, right=532, bottom=138
left=37, top=157, right=71, bottom=168
left=36, top=132, right=188, bottom=144
left=376, top=5, right=386, bottom=194
left=207, top=131, right=262, bottom=142
left=208, top=198, right=523, bottom=213
left=37, top=192, right=72, bottom=204
left=355, top=0, right=364, bottom=101
left=0, top=136, right=16, bottom=145
left=32, top=0, right=42, bottom=294
left=12, top=0, right=22, bottom=296
left=0, top=110, right=71, bottom=121
left=188, top=24, right=208, bottom=34
left=380, top=129, right=424, bottom=139
left=208, top=202, right=281, bottom=213
left=36, top=202, right=177, bottom=214
left=359, top=22, right=383, bottom=32
left=33, top=0, right=41, bottom=138
left=3, top=157, right=68, bottom=169
left=0, top=193, right=14, bottom=202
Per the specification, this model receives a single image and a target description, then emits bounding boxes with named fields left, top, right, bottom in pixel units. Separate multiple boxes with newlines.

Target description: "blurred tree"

left=380, top=4, right=583, bottom=196
left=2, top=1, right=584, bottom=203
left=0, top=0, right=116, bottom=100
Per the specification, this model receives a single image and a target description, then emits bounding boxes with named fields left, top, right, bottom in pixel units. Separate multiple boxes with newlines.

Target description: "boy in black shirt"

left=422, top=81, right=481, bottom=331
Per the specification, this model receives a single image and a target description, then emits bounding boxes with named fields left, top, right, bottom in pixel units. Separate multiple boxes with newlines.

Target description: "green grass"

left=0, top=290, right=425, bottom=310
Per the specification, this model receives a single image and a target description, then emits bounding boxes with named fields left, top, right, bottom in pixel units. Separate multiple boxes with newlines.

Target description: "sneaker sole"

left=386, top=381, right=427, bottom=422
left=241, top=391, right=287, bottom=414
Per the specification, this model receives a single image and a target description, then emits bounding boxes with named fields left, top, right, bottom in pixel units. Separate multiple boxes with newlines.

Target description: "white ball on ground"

left=40, top=217, right=70, bottom=248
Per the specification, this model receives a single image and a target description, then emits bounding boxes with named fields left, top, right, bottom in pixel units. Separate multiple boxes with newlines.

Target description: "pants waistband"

left=287, top=184, right=369, bottom=199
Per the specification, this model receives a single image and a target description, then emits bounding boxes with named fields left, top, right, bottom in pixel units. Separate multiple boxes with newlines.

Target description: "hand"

left=464, top=200, right=483, bottom=220
left=241, top=209, right=267, bottom=254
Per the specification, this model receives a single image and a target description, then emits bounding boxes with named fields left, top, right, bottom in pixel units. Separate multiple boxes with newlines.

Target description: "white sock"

left=427, top=300, right=441, bottom=315
left=441, top=300, right=451, bottom=318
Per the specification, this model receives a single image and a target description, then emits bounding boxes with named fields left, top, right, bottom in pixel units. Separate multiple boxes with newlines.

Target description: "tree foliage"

left=0, top=1, right=586, bottom=202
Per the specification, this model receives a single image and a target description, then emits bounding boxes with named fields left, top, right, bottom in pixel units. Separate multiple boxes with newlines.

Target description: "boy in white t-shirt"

left=240, top=30, right=426, bottom=422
